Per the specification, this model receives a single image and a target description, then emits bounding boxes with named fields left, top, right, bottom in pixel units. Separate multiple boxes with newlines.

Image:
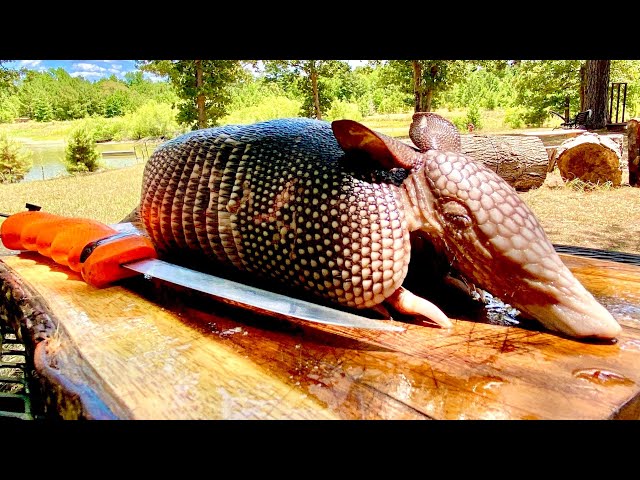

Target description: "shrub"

left=118, top=101, right=182, bottom=140
left=503, top=106, right=527, bottom=129
left=80, top=116, right=123, bottom=142
left=0, top=93, right=20, bottom=123
left=464, top=104, right=482, bottom=130
left=221, top=95, right=302, bottom=124
left=325, top=100, right=363, bottom=122
left=65, top=127, right=101, bottom=173
left=0, top=134, right=33, bottom=183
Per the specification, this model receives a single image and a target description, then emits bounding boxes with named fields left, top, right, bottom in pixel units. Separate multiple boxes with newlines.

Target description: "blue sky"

left=5, top=60, right=369, bottom=82
left=5, top=60, right=145, bottom=81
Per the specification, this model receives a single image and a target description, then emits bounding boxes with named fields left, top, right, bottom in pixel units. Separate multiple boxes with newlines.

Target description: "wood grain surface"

left=1, top=248, right=640, bottom=420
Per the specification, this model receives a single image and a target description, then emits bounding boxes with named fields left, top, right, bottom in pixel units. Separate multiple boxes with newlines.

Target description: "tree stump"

left=458, top=135, right=548, bottom=191
left=555, top=132, right=623, bottom=186
left=628, top=118, right=640, bottom=187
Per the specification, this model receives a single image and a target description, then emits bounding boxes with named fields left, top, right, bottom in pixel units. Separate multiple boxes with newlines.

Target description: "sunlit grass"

left=0, top=163, right=144, bottom=223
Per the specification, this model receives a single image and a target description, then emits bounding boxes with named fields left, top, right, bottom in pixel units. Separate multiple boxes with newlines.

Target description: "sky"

left=4, top=60, right=369, bottom=82
left=5, top=60, right=151, bottom=81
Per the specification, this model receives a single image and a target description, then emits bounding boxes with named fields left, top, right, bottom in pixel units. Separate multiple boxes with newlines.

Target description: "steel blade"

left=123, top=258, right=404, bottom=332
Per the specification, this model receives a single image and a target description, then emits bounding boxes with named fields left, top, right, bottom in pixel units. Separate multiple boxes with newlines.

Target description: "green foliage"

left=384, top=60, right=470, bottom=111
left=138, top=60, right=245, bottom=129
left=513, top=60, right=584, bottom=126
left=325, top=100, right=363, bottom=121
left=80, top=116, right=123, bottom=142
left=263, top=61, right=350, bottom=119
left=118, top=101, right=183, bottom=140
left=0, top=91, right=20, bottom=123
left=503, top=106, right=527, bottom=129
left=464, top=104, right=482, bottom=130
left=65, top=127, right=101, bottom=173
left=222, top=96, right=301, bottom=124
left=0, top=133, right=32, bottom=183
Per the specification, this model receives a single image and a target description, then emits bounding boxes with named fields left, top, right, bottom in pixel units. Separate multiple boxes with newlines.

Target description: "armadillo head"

left=332, top=116, right=621, bottom=340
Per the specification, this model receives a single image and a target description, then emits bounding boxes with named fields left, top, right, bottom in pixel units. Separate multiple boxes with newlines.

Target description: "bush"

left=118, top=101, right=182, bottom=140
left=65, top=127, right=101, bottom=173
left=0, top=93, right=20, bottom=123
left=464, top=104, right=482, bottom=130
left=325, top=100, right=363, bottom=121
left=221, top=95, right=302, bottom=124
left=80, top=116, right=123, bottom=142
left=0, top=134, right=33, bottom=183
left=503, top=106, right=527, bottom=129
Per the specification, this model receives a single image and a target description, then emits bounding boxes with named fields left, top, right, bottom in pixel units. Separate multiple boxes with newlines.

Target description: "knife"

left=1, top=207, right=404, bottom=332
left=123, top=258, right=404, bottom=331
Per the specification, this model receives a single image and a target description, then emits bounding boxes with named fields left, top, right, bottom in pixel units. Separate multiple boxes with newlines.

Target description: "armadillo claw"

left=386, top=286, right=453, bottom=329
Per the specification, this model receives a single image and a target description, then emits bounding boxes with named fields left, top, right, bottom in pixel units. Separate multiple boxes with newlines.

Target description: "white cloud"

left=19, top=60, right=42, bottom=67
left=70, top=71, right=104, bottom=79
left=72, top=62, right=107, bottom=73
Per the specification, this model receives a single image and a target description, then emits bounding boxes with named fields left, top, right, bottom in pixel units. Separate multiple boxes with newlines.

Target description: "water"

left=19, top=141, right=146, bottom=182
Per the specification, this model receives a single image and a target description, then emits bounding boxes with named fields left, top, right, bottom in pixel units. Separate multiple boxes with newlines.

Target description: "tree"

left=0, top=60, right=19, bottom=92
left=583, top=60, right=611, bottom=130
left=385, top=60, right=468, bottom=113
left=137, top=60, right=245, bottom=129
left=263, top=60, right=349, bottom=120
left=65, top=127, right=100, bottom=173
left=0, top=134, right=32, bottom=183
left=512, top=60, right=584, bottom=126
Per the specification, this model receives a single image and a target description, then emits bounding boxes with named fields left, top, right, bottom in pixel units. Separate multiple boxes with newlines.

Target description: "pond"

left=18, top=140, right=157, bottom=182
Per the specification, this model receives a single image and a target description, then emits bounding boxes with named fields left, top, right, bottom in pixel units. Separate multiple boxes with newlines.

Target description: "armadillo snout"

left=412, top=150, right=621, bottom=339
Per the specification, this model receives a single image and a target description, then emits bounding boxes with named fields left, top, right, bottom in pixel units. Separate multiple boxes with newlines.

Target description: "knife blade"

left=123, top=258, right=405, bottom=332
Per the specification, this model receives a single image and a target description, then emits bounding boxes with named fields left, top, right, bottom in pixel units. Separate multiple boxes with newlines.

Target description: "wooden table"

left=1, top=248, right=640, bottom=420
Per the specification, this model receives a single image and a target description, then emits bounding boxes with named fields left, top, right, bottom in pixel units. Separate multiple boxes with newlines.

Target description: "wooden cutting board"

left=1, top=246, right=640, bottom=420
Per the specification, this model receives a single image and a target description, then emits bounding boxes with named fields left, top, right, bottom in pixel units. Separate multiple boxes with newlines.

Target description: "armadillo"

left=136, top=114, right=622, bottom=340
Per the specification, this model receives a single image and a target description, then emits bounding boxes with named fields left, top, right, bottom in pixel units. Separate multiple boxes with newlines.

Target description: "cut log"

left=555, top=132, right=623, bottom=186
left=403, top=134, right=549, bottom=191
left=458, top=135, right=549, bottom=191
left=628, top=118, right=640, bottom=187
left=460, top=135, right=549, bottom=191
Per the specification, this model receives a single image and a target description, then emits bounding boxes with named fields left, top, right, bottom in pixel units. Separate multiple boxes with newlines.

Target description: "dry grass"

left=0, top=163, right=144, bottom=235
left=520, top=170, right=640, bottom=255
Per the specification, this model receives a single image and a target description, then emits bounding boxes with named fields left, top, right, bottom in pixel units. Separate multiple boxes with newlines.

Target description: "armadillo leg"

left=385, top=286, right=452, bottom=328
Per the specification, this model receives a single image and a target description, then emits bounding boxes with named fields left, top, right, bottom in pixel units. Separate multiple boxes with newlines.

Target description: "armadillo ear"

left=331, top=119, right=420, bottom=170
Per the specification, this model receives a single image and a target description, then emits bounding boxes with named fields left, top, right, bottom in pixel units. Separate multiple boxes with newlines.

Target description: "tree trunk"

left=584, top=60, right=611, bottom=130
left=628, top=118, right=640, bottom=187
left=412, top=61, right=423, bottom=113
left=310, top=67, right=321, bottom=120
left=579, top=64, right=586, bottom=111
left=458, top=135, right=549, bottom=191
left=555, top=132, right=622, bottom=186
left=195, top=60, right=206, bottom=129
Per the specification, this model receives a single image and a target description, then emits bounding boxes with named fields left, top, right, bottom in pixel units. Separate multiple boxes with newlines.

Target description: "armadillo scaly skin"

left=139, top=116, right=622, bottom=340
left=141, top=119, right=411, bottom=311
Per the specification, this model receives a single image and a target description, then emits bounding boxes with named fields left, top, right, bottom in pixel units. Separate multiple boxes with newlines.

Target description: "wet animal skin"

left=138, top=115, right=621, bottom=340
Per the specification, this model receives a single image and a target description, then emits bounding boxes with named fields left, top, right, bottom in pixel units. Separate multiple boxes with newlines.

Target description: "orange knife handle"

left=80, top=232, right=157, bottom=288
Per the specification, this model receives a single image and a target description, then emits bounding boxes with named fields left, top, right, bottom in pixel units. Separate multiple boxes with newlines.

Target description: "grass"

left=0, top=119, right=86, bottom=141
left=0, top=164, right=144, bottom=224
